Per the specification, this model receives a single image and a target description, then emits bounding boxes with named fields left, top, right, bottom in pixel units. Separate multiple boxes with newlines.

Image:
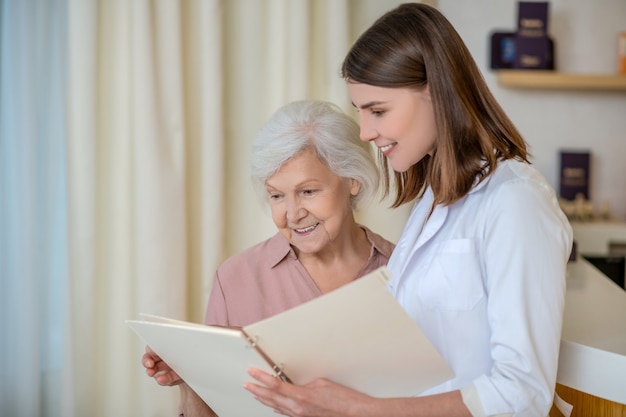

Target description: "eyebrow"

left=351, top=100, right=388, bottom=110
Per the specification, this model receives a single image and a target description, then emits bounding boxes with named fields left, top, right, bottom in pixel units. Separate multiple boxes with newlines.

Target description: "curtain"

left=0, top=1, right=410, bottom=416
left=0, top=0, right=69, bottom=416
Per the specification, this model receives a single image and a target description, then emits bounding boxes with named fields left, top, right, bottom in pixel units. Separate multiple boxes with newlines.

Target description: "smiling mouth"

left=294, top=224, right=318, bottom=234
left=380, top=143, right=396, bottom=154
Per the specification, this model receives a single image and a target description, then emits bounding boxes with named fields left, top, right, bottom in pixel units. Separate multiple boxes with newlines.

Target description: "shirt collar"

left=266, top=233, right=295, bottom=268
left=266, top=225, right=393, bottom=269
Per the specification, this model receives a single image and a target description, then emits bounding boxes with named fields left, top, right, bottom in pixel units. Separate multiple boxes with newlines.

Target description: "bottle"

left=619, top=32, right=626, bottom=75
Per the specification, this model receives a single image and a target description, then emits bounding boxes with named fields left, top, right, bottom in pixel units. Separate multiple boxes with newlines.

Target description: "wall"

left=221, top=0, right=626, bottom=259
left=438, top=0, right=626, bottom=220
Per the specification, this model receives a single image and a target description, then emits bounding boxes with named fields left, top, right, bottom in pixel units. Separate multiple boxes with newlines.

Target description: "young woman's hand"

left=244, top=367, right=374, bottom=417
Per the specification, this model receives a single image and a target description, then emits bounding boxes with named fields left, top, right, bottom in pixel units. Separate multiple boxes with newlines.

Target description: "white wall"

left=438, top=0, right=626, bottom=220
left=222, top=0, right=626, bottom=259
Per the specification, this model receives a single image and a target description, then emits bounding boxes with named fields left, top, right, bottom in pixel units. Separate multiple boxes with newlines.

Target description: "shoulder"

left=490, top=159, right=550, bottom=186
left=475, top=159, right=568, bottom=226
left=478, top=159, right=556, bottom=199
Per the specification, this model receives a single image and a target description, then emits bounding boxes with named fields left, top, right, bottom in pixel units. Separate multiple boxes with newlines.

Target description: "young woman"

left=245, top=4, right=573, bottom=417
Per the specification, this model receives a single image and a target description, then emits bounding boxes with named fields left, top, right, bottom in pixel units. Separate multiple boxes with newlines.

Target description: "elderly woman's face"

left=265, top=148, right=360, bottom=256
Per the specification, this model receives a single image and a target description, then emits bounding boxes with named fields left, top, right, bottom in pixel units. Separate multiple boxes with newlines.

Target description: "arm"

left=178, top=383, right=218, bottom=417
left=142, top=346, right=220, bottom=416
left=471, top=177, right=572, bottom=416
left=244, top=369, right=472, bottom=417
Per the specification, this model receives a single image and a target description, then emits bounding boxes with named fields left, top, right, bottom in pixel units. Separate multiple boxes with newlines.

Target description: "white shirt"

left=387, top=159, right=573, bottom=417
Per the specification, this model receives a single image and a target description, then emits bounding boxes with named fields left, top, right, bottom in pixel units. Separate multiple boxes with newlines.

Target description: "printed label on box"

left=559, top=151, right=590, bottom=200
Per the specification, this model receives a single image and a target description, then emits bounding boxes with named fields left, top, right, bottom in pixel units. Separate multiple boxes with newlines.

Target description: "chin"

left=391, top=163, right=411, bottom=173
left=293, top=242, right=325, bottom=256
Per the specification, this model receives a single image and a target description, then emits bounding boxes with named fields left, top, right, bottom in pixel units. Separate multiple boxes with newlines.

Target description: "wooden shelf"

left=496, top=70, right=626, bottom=91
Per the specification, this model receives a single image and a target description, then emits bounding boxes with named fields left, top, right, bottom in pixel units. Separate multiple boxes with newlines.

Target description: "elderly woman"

left=141, top=99, right=394, bottom=416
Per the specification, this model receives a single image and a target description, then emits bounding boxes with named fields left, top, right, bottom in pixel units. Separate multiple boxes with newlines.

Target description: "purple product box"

left=517, top=1, right=549, bottom=37
left=513, top=1, right=552, bottom=70
left=490, top=31, right=555, bottom=70
left=513, top=36, right=553, bottom=69
left=559, top=151, right=590, bottom=201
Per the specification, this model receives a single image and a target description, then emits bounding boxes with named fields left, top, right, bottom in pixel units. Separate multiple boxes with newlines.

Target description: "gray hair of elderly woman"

left=250, top=100, right=379, bottom=210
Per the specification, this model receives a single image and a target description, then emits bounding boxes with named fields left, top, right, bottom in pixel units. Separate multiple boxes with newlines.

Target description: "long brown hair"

left=341, top=3, right=529, bottom=207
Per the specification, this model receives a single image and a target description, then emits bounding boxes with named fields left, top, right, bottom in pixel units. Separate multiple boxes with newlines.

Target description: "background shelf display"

left=496, top=70, right=626, bottom=91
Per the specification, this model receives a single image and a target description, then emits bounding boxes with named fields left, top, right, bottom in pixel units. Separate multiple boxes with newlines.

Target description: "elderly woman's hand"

left=142, top=345, right=182, bottom=386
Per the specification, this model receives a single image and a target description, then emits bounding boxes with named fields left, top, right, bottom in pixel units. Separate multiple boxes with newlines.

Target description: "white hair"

left=250, top=100, right=379, bottom=209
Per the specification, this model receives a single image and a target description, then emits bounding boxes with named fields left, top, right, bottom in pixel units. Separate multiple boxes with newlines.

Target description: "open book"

left=127, top=266, right=454, bottom=417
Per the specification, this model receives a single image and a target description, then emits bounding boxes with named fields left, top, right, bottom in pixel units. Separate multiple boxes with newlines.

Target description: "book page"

left=128, top=266, right=455, bottom=415
left=126, top=319, right=277, bottom=417
left=138, top=313, right=209, bottom=328
left=243, top=266, right=454, bottom=397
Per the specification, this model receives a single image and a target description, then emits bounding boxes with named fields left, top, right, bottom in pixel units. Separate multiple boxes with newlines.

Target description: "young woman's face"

left=347, top=82, right=437, bottom=173
left=265, top=148, right=359, bottom=256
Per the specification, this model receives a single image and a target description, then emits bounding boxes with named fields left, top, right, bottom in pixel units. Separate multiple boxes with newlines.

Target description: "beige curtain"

left=65, top=0, right=410, bottom=416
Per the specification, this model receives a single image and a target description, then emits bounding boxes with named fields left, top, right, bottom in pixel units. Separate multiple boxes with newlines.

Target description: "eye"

left=301, top=189, right=318, bottom=196
left=371, top=109, right=385, bottom=117
left=268, top=192, right=283, bottom=200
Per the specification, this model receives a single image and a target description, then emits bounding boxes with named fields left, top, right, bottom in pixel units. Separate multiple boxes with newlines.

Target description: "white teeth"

left=296, top=224, right=316, bottom=233
left=380, top=143, right=394, bottom=153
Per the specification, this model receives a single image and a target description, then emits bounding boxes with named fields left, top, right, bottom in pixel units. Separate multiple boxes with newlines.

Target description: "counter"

left=569, top=220, right=626, bottom=255
left=559, top=258, right=626, bottom=405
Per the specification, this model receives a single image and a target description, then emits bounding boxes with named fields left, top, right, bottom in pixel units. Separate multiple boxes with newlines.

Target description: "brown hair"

left=341, top=3, right=529, bottom=207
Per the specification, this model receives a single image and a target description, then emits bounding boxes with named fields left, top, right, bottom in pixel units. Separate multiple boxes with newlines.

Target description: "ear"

left=350, top=179, right=361, bottom=196
left=423, top=83, right=432, bottom=101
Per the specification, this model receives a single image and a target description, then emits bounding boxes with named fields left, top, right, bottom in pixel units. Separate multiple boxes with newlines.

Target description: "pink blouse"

left=205, top=226, right=395, bottom=327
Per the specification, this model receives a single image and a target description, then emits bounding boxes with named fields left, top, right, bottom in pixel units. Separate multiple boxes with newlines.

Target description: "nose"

left=358, top=115, right=377, bottom=142
left=286, top=196, right=306, bottom=223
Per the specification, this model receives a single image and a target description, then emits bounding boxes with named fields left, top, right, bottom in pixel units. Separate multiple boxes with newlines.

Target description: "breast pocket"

left=418, top=238, right=485, bottom=311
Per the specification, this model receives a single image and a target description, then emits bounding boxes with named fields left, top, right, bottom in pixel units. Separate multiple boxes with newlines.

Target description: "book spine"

left=241, top=329, right=292, bottom=383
